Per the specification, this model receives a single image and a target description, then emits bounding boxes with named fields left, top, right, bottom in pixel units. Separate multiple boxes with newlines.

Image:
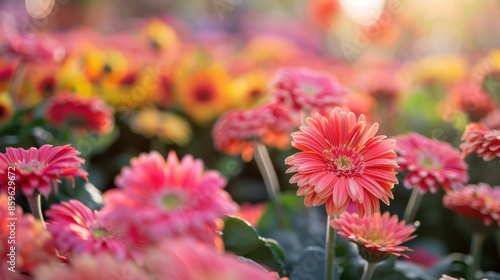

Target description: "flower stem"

left=403, top=188, right=423, bottom=223
left=495, top=230, right=500, bottom=260
left=361, top=262, right=377, bottom=280
left=468, top=232, right=486, bottom=280
left=27, top=193, right=46, bottom=229
left=325, top=215, right=337, bottom=280
left=253, top=142, right=284, bottom=225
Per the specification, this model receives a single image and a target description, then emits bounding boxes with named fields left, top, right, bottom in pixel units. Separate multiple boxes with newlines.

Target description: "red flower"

left=394, top=133, right=468, bottom=193
left=45, top=94, right=114, bottom=134
left=0, top=145, right=88, bottom=196
left=286, top=107, right=398, bottom=217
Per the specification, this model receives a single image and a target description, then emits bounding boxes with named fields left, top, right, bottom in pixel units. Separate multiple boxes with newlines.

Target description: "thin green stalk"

left=403, top=188, right=423, bottom=223
left=253, top=142, right=284, bottom=226
left=468, top=232, right=486, bottom=280
left=361, top=262, right=376, bottom=280
left=325, top=215, right=337, bottom=280
left=496, top=230, right=500, bottom=260
left=27, top=193, right=46, bottom=229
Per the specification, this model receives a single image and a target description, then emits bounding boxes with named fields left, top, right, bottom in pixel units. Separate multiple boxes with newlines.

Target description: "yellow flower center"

left=159, top=191, right=188, bottom=210
left=333, top=156, right=355, bottom=171
left=17, top=160, right=46, bottom=173
left=93, top=228, right=107, bottom=238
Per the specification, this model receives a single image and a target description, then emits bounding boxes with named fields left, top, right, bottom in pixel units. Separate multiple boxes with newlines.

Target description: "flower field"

left=1, top=0, right=500, bottom=279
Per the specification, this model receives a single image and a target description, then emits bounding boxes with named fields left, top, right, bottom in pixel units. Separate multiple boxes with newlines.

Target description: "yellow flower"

left=83, top=49, right=128, bottom=85
left=130, top=107, right=192, bottom=146
left=0, top=92, right=13, bottom=125
left=99, top=68, right=161, bottom=111
left=142, top=20, right=179, bottom=51
left=175, top=64, right=234, bottom=125
left=57, top=56, right=95, bottom=97
left=408, top=55, right=467, bottom=85
left=231, top=71, right=270, bottom=108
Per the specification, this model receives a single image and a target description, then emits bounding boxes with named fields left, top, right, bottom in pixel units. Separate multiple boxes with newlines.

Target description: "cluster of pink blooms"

left=0, top=144, right=282, bottom=279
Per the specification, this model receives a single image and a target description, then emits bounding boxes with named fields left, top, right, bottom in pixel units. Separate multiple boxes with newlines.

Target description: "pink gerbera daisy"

left=103, top=151, right=238, bottom=245
left=285, top=107, right=398, bottom=217
left=461, top=123, right=500, bottom=161
left=1, top=33, right=58, bottom=63
left=272, top=67, right=348, bottom=114
left=0, top=144, right=88, bottom=196
left=443, top=183, right=500, bottom=227
left=46, top=200, right=142, bottom=260
left=394, top=133, right=468, bottom=193
left=212, top=102, right=296, bottom=161
left=144, top=239, right=275, bottom=280
left=45, top=93, right=114, bottom=134
left=331, top=212, right=417, bottom=262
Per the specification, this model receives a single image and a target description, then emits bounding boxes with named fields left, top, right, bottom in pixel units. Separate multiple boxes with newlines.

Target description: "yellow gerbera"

left=142, top=20, right=179, bottom=51
left=130, top=107, right=192, bottom=146
left=175, top=63, right=234, bottom=125
left=231, top=71, right=270, bottom=109
left=0, top=92, right=13, bottom=125
left=83, top=49, right=128, bottom=85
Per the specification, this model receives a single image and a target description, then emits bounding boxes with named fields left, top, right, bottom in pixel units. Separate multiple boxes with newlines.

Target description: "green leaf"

left=72, top=127, right=120, bottom=158
left=432, top=253, right=470, bottom=279
left=222, top=217, right=286, bottom=276
left=289, top=246, right=341, bottom=280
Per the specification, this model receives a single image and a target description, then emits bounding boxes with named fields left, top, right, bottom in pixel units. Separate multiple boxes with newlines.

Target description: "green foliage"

left=222, top=216, right=286, bottom=276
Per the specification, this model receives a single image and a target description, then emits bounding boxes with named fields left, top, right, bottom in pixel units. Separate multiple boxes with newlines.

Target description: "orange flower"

left=308, top=0, right=340, bottom=29
left=175, top=64, right=234, bottom=125
left=83, top=49, right=128, bottom=85
left=141, top=19, right=179, bottom=52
